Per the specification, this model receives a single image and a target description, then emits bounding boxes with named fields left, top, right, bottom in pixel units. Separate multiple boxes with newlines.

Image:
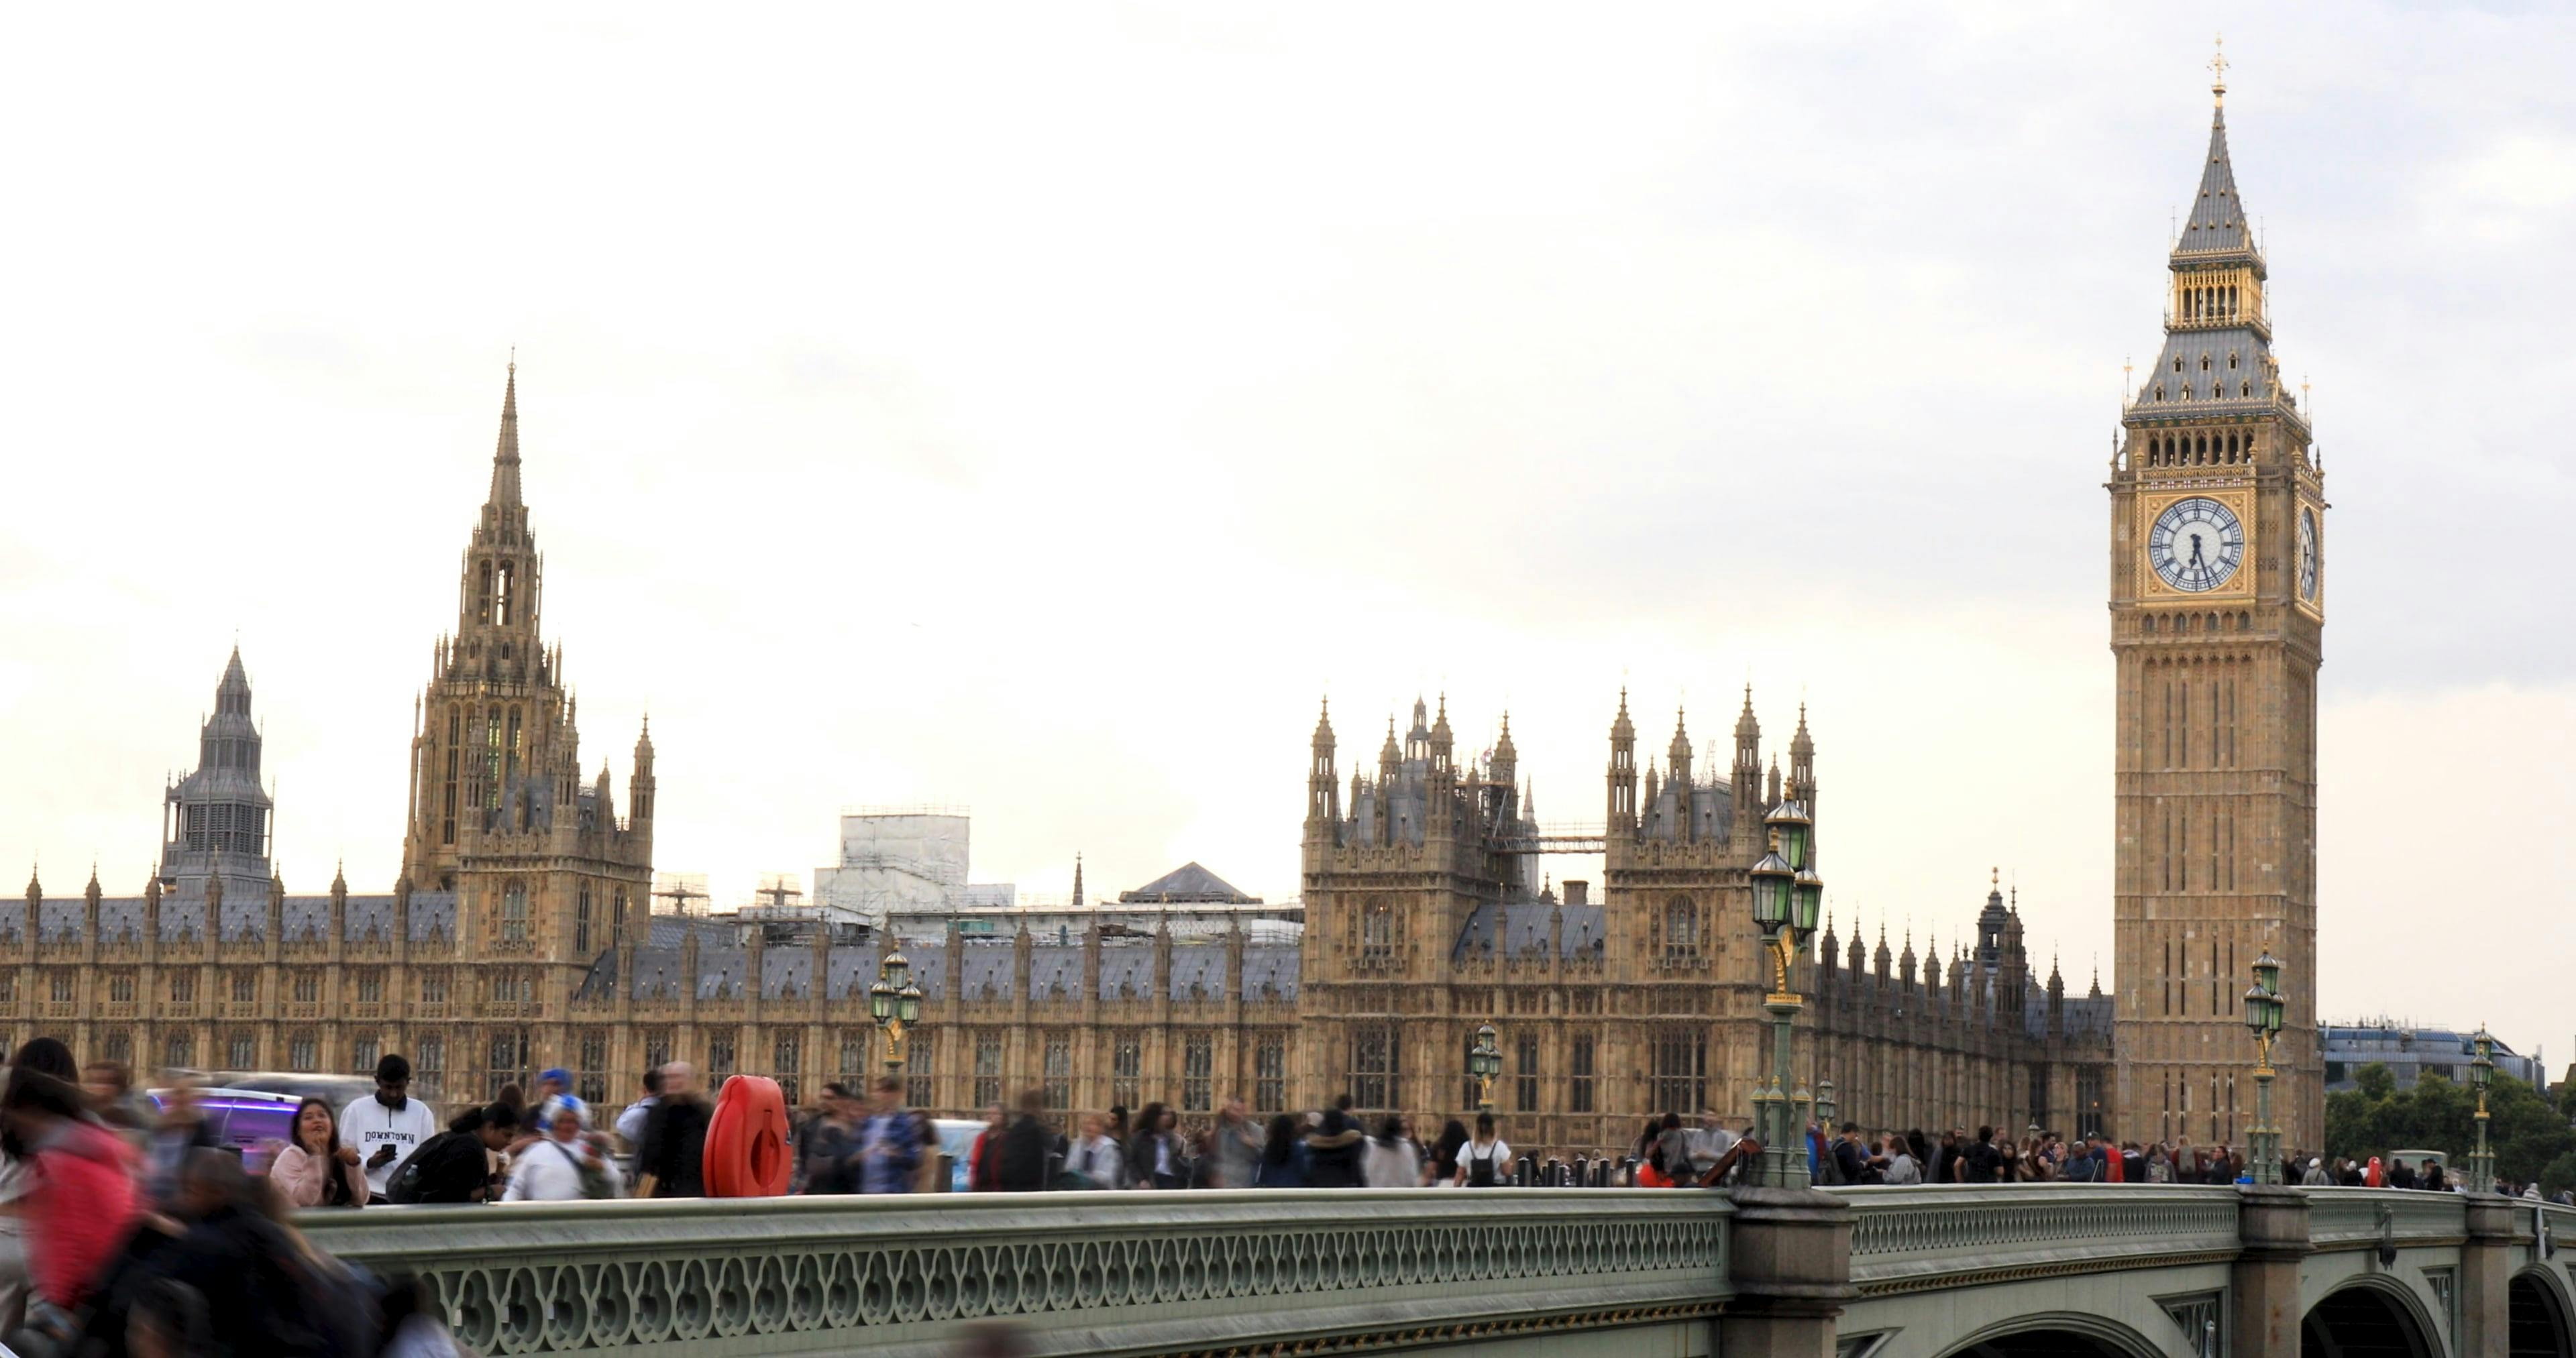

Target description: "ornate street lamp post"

left=1468, top=1022, right=1502, bottom=1113
left=2241, top=952, right=2284, bottom=1185
left=1748, top=786, right=1824, bottom=1188
left=2467, top=1026, right=2496, bottom=1194
left=868, top=950, right=924, bottom=1075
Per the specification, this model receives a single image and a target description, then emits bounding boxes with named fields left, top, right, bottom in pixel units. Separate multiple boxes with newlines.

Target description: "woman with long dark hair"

left=1253, top=1114, right=1307, bottom=1188
left=1125, top=1103, right=1183, bottom=1189
left=270, top=1098, right=369, bottom=1207
left=1428, top=1119, right=1470, bottom=1188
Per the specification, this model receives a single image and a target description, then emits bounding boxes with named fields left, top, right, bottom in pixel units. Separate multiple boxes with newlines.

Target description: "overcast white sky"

left=3, top=5, right=2571, bottom=1058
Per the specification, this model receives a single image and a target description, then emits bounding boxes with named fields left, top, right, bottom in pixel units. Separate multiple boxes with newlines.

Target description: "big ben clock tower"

left=2110, top=55, right=2327, bottom=1156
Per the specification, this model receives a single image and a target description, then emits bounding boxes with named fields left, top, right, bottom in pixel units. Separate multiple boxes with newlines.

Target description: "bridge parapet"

left=2305, top=1184, right=2468, bottom=1252
left=298, top=1188, right=1733, bottom=1357
left=1834, top=1184, right=2241, bottom=1296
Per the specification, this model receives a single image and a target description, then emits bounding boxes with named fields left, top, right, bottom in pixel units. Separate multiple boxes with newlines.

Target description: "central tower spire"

left=488, top=359, right=523, bottom=512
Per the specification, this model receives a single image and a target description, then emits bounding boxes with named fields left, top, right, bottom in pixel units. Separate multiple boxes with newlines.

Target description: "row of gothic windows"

left=2145, top=431, right=2255, bottom=467
left=2141, top=611, right=2252, bottom=636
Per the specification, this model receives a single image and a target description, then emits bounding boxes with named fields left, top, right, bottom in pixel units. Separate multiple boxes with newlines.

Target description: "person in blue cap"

left=532, top=1068, right=588, bottom=1133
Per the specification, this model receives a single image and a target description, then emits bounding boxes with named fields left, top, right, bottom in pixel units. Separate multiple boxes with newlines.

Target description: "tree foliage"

left=2324, top=1062, right=2576, bottom=1186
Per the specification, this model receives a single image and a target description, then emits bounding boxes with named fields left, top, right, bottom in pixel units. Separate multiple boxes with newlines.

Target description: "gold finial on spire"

left=2209, top=34, right=2228, bottom=107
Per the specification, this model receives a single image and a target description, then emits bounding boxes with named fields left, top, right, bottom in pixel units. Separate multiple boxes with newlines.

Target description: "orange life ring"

left=701, top=1075, right=792, bottom=1197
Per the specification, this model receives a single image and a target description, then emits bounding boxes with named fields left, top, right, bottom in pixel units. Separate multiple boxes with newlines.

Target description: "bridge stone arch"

left=2511, top=1265, right=2576, bottom=1358
left=1932, top=1311, right=2170, bottom=1358
left=2304, top=1274, right=2443, bottom=1358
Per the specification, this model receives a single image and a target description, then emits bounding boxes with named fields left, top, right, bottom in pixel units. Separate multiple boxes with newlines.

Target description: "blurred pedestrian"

left=143, top=1078, right=221, bottom=1212
left=148, top=1148, right=335, bottom=1356
left=1202, top=1098, right=1259, bottom=1189
left=613, top=1068, right=660, bottom=1150
left=1065, top=1113, right=1124, bottom=1189
left=504, top=1103, right=623, bottom=1201
left=1127, top=1103, right=1185, bottom=1190
left=531, top=1068, right=588, bottom=1132
left=1428, top=1120, right=1470, bottom=1188
left=1254, top=1115, right=1308, bottom=1188
left=794, top=1083, right=861, bottom=1194
left=4, top=1064, right=138, bottom=1316
left=1303, top=1095, right=1364, bottom=1189
left=994, top=1090, right=1056, bottom=1192
left=858, top=1076, right=922, bottom=1195
left=1364, top=1115, right=1421, bottom=1188
left=635, top=1062, right=710, bottom=1199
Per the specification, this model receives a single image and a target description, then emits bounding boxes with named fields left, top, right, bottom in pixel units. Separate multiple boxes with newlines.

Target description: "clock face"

left=2296, top=508, right=2319, bottom=601
left=2148, top=496, right=2245, bottom=593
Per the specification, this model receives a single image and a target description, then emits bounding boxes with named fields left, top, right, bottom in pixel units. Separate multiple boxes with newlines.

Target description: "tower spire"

left=488, top=359, right=523, bottom=510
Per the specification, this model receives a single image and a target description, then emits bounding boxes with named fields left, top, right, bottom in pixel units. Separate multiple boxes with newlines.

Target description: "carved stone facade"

left=3, top=365, right=2120, bottom=1153
left=1289, top=692, right=2112, bottom=1155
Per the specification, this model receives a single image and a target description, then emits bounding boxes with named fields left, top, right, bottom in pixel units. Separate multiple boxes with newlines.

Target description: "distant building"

left=812, top=810, right=1016, bottom=926
left=2322, top=1022, right=2546, bottom=1094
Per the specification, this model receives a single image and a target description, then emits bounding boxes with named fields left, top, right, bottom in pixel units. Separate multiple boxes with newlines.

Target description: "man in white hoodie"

left=339, top=1054, right=442, bottom=1198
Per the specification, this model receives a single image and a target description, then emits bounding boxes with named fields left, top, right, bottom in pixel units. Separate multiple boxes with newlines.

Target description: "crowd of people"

left=0, top=1041, right=461, bottom=1357
left=7, top=1035, right=2569, bottom=1353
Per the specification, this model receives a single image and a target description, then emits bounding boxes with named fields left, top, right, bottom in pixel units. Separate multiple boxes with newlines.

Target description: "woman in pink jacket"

left=268, top=1097, right=370, bottom=1208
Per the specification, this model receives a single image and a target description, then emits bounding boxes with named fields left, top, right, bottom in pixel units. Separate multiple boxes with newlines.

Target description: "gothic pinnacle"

left=488, top=359, right=524, bottom=511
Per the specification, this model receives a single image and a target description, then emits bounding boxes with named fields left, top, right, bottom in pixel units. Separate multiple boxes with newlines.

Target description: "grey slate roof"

left=408, top=890, right=458, bottom=944
left=1118, top=862, right=1258, bottom=905
left=1167, top=946, right=1222, bottom=1002
left=1450, top=900, right=1607, bottom=961
left=1097, top=944, right=1153, bottom=1001
left=2180, top=109, right=2253, bottom=256
left=959, top=940, right=1014, bottom=1003
left=1241, top=944, right=1298, bottom=1003
left=761, top=949, right=812, bottom=1001
left=1029, top=946, right=1083, bottom=1003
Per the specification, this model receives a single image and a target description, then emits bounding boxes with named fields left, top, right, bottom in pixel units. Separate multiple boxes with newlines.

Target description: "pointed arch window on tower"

left=502, top=879, right=529, bottom=945
left=575, top=882, right=594, bottom=954
left=1662, top=897, right=1701, bottom=962
left=477, top=561, right=494, bottom=626
left=494, top=562, right=515, bottom=626
left=484, top=707, right=503, bottom=813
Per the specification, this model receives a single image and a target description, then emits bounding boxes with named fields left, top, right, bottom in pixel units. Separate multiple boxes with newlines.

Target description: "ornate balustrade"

left=298, top=1189, right=1733, bottom=1357
left=2306, top=1186, right=2467, bottom=1253
left=1831, top=1185, right=2242, bottom=1296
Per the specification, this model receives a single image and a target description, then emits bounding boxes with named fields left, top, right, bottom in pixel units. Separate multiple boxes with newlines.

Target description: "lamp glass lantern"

left=896, top=981, right=923, bottom=1025
left=883, top=950, right=911, bottom=992
left=869, top=978, right=896, bottom=1023
left=1469, top=1023, right=1502, bottom=1079
left=2470, top=1027, right=2493, bottom=1091
left=2241, top=986, right=2271, bottom=1036
left=1792, top=868, right=1825, bottom=940
left=1750, top=852, right=1792, bottom=930
left=2250, top=951, right=2280, bottom=997
left=1767, top=801, right=1813, bottom=872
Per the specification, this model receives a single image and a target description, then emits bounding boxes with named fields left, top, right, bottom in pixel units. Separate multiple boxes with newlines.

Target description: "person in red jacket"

left=3, top=1064, right=140, bottom=1311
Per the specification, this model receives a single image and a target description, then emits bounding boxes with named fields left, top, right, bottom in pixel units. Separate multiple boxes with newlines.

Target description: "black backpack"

left=385, top=1130, right=469, bottom=1204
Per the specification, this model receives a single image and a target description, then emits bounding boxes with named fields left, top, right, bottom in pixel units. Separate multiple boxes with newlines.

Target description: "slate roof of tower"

left=2131, top=102, right=2299, bottom=423
left=2178, top=109, right=2255, bottom=259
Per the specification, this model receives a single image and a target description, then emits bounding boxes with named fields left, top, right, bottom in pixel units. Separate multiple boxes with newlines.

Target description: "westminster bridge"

left=301, top=1185, right=2576, bottom=1357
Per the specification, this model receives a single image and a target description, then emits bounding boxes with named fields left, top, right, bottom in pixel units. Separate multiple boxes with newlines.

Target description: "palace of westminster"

left=4, top=87, right=2326, bottom=1157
